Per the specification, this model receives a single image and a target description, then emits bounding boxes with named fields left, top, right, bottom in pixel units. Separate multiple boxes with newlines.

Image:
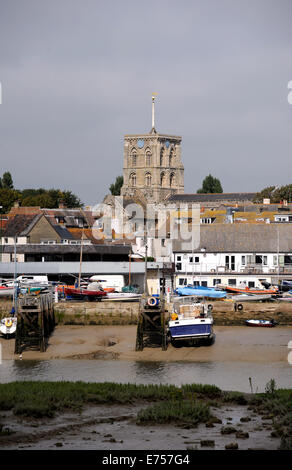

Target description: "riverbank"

left=0, top=381, right=291, bottom=450
left=1, top=325, right=291, bottom=362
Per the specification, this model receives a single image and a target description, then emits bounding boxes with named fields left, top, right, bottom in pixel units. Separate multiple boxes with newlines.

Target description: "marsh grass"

left=136, top=400, right=211, bottom=426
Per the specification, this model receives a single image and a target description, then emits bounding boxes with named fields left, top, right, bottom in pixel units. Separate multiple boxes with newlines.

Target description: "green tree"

left=2, top=171, right=14, bottom=189
left=0, top=188, right=21, bottom=213
left=197, top=174, right=223, bottom=194
left=62, top=190, right=83, bottom=208
left=110, top=176, right=124, bottom=196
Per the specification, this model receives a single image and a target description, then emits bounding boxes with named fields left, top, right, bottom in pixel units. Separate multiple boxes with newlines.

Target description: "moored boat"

left=225, top=286, right=278, bottom=295
left=64, top=286, right=107, bottom=301
left=0, top=286, right=14, bottom=297
left=168, top=301, right=215, bottom=345
left=176, top=286, right=226, bottom=299
left=245, top=319, right=278, bottom=327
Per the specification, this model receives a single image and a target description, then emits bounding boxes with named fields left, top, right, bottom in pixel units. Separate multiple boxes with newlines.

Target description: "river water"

left=1, top=358, right=291, bottom=393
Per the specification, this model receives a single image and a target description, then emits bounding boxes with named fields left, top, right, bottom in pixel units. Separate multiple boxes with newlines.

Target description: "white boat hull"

left=0, top=288, right=14, bottom=297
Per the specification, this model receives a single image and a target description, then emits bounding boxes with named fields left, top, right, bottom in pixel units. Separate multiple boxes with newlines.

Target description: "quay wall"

left=1, top=299, right=292, bottom=326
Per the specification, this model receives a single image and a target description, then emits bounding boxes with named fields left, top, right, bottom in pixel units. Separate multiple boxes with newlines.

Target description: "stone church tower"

left=120, top=95, right=184, bottom=204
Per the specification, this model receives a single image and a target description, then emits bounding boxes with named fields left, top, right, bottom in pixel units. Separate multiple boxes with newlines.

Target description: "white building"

left=173, top=224, right=292, bottom=289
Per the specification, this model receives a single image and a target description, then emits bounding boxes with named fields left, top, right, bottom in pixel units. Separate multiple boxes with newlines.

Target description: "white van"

left=89, top=275, right=125, bottom=292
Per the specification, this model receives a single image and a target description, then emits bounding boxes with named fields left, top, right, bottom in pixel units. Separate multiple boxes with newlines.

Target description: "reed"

left=136, top=400, right=211, bottom=426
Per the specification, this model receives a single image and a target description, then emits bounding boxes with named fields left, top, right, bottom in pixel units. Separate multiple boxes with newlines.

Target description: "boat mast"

left=13, top=236, right=18, bottom=315
left=78, top=227, right=84, bottom=288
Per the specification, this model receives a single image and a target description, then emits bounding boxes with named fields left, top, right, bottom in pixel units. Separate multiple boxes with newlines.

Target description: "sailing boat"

left=64, top=228, right=107, bottom=301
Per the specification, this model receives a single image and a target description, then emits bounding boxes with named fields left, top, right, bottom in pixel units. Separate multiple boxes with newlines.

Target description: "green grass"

left=137, top=400, right=211, bottom=426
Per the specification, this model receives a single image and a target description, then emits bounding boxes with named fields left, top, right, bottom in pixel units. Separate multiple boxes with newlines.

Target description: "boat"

left=245, top=319, right=278, bottom=327
left=225, top=286, right=278, bottom=295
left=0, top=286, right=14, bottom=297
left=64, top=286, right=107, bottom=301
left=0, top=315, right=17, bottom=338
left=105, top=292, right=141, bottom=301
left=168, top=301, right=215, bottom=345
left=230, top=294, right=272, bottom=302
left=176, top=286, right=226, bottom=299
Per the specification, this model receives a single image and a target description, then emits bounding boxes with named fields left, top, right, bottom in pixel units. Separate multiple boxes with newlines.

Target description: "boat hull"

left=64, top=287, right=107, bottom=300
left=245, top=320, right=276, bottom=327
left=0, top=287, right=14, bottom=297
left=169, top=318, right=214, bottom=341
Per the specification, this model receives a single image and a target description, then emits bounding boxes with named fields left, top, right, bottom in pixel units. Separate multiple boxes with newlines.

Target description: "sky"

left=0, top=0, right=292, bottom=206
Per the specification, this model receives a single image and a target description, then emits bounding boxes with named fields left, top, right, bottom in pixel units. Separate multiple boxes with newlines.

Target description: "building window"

left=160, top=148, right=164, bottom=166
left=160, top=172, right=166, bottom=187
left=145, top=172, right=152, bottom=187
left=248, top=281, right=255, bottom=288
left=179, top=278, right=187, bottom=286
left=213, top=279, right=221, bottom=286
left=161, top=238, right=166, bottom=247
left=177, top=255, right=181, bottom=261
left=169, top=148, right=174, bottom=167
left=176, top=263, right=182, bottom=270
left=145, top=150, right=151, bottom=166
left=201, top=281, right=208, bottom=287
left=228, top=279, right=236, bottom=286
left=170, top=172, right=175, bottom=187
left=189, top=256, right=193, bottom=263
left=129, top=173, right=136, bottom=187
left=273, top=255, right=278, bottom=266
left=241, top=256, right=246, bottom=266
left=130, top=149, right=137, bottom=167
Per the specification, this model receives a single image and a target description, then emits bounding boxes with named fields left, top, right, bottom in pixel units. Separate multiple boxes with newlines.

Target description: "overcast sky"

left=0, top=0, right=292, bottom=206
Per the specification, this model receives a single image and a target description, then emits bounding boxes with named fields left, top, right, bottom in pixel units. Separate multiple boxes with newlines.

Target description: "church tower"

left=120, top=95, right=184, bottom=204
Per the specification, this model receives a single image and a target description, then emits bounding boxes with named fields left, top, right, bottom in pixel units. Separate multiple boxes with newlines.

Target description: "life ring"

left=5, top=318, right=13, bottom=328
left=237, top=303, right=243, bottom=311
left=147, top=296, right=158, bottom=307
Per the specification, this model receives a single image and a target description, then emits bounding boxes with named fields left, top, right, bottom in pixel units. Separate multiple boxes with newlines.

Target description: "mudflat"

left=1, top=325, right=291, bottom=362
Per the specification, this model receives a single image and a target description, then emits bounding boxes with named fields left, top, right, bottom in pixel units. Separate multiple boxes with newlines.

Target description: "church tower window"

left=160, top=147, right=165, bottom=167
left=145, top=149, right=152, bottom=166
left=130, top=149, right=137, bottom=167
left=145, top=172, right=152, bottom=187
left=170, top=172, right=176, bottom=187
left=129, top=172, right=136, bottom=187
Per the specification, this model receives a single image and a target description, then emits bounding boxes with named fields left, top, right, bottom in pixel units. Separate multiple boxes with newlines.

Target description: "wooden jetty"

left=135, top=295, right=168, bottom=351
left=14, top=292, right=55, bottom=354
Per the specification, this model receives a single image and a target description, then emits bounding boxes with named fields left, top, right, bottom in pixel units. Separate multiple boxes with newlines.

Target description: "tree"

left=0, top=188, right=21, bottom=213
left=110, top=176, right=124, bottom=196
left=197, top=174, right=223, bottom=194
left=254, top=184, right=292, bottom=203
left=2, top=171, right=14, bottom=189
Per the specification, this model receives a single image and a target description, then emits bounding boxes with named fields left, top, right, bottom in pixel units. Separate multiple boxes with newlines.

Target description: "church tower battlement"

left=120, top=95, right=184, bottom=204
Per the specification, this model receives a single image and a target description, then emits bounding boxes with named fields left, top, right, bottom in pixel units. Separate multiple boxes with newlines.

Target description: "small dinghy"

left=245, top=319, right=278, bottom=327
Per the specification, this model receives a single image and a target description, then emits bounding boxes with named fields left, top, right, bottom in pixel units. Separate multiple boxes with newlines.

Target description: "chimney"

left=58, top=200, right=67, bottom=209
